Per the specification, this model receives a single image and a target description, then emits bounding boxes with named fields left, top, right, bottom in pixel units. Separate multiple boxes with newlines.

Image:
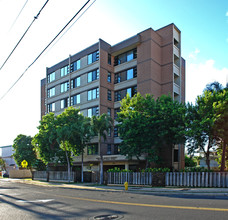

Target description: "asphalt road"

left=1, top=179, right=228, bottom=220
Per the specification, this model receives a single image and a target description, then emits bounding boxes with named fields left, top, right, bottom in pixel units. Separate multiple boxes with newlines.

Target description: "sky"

left=0, top=0, right=227, bottom=147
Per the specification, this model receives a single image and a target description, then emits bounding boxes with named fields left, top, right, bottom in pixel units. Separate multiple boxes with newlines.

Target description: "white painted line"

left=17, top=199, right=54, bottom=203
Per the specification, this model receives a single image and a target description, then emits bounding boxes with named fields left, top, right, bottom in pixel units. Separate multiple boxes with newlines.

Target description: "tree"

left=56, top=107, right=84, bottom=183
left=13, top=134, right=37, bottom=170
left=91, top=114, right=113, bottom=184
left=186, top=82, right=228, bottom=170
left=117, top=93, right=186, bottom=168
left=213, top=88, right=228, bottom=171
left=185, top=155, right=197, bottom=167
left=0, top=157, right=6, bottom=171
left=32, top=113, right=67, bottom=168
left=186, top=92, right=217, bottom=170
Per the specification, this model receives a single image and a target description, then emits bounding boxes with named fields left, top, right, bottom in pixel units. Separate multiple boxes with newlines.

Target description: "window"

left=107, top=108, right=111, bottom=117
left=107, top=144, right=111, bottom=155
left=71, top=94, right=80, bottom=105
left=70, top=60, right=80, bottom=72
left=60, top=65, right=69, bottom=77
left=87, top=144, right=98, bottom=155
left=88, top=69, right=99, bottom=83
left=88, top=88, right=99, bottom=101
left=114, top=108, right=120, bottom=119
left=114, top=67, right=137, bottom=84
left=47, top=87, right=55, bottom=97
left=108, top=128, right=111, bottom=137
left=115, top=86, right=137, bottom=102
left=88, top=106, right=99, bottom=117
left=114, top=48, right=137, bottom=66
left=174, top=149, right=179, bottom=162
left=88, top=50, right=99, bottom=64
left=71, top=77, right=80, bottom=89
left=107, top=72, right=111, bottom=83
left=61, top=82, right=69, bottom=93
left=47, top=72, right=55, bottom=83
left=114, top=144, right=120, bottom=154
left=47, top=103, right=55, bottom=112
left=107, top=89, right=111, bottom=101
left=61, top=98, right=69, bottom=109
left=108, top=54, right=111, bottom=65
left=114, top=127, right=118, bottom=137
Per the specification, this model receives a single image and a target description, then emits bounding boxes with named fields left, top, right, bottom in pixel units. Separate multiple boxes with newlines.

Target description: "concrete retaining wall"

left=9, top=170, right=32, bottom=179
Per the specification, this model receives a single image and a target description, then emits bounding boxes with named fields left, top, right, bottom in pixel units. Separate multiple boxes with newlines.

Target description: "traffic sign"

left=21, top=160, right=28, bottom=168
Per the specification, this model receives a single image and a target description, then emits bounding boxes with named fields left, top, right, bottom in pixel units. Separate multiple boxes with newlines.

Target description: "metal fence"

left=107, top=172, right=153, bottom=185
left=166, top=172, right=228, bottom=188
left=33, top=171, right=74, bottom=182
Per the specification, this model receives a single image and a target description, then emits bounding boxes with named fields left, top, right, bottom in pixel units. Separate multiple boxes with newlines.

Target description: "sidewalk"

left=3, top=178, right=228, bottom=196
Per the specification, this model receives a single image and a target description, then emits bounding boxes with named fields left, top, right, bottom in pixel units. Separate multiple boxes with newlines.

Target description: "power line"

left=9, top=0, right=29, bottom=32
left=47, top=0, right=96, bottom=53
left=0, top=0, right=49, bottom=72
left=0, top=0, right=93, bottom=102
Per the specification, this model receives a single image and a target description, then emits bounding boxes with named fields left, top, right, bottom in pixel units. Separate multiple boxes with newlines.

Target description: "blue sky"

left=0, top=0, right=227, bottom=146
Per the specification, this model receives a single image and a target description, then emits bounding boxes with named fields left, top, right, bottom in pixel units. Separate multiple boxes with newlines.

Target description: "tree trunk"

left=81, top=152, right=84, bottom=183
left=205, top=151, right=210, bottom=170
left=220, top=141, right=226, bottom=172
left=63, top=143, right=71, bottom=183
left=99, top=133, right=103, bottom=185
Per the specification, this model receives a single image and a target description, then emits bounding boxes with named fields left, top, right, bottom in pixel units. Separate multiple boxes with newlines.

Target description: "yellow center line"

left=42, top=192, right=228, bottom=212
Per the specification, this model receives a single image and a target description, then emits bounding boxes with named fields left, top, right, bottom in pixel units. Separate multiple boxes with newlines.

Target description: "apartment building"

left=41, top=23, right=185, bottom=171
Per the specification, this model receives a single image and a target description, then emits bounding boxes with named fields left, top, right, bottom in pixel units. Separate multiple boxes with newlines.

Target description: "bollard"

left=124, top=181, right=128, bottom=191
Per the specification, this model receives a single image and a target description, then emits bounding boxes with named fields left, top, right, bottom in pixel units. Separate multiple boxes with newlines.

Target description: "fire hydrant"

left=124, top=181, right=128, bottom=191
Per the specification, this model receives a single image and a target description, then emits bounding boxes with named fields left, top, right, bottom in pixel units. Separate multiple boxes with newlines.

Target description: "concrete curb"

left=3, top=178, right=228, bottom=196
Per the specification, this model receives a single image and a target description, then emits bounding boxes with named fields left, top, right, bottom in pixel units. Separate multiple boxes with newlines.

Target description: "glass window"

left=71, top=76, right=80, bottom=89
left=107, top=72, right=111, bottom=83
left=107, top=108, right=111, bottom=117
left=88, top=69, right=99, bottom=83
left=115, top=86, right=137, bottom=102
left=114, top=48, right=137, bottom=66
left=107, top=144, right=111, bottom=154
left=114, top=127, right=118, bottom=137
left=88, top=50, right=99, bottom=65
left=127, top=88, right=132, bottom=97
left=107, top=89, right=111, bottom=101
left=127, top=51, right=133, bottom=62
left=115, top=67, right=137, bottom=84
left=47, top=72, right=55, bottom=83
left=61, top=82, right=69, bottom=93
left=88, top=88, right=99, bottom=101
left=48, top=87, right=55, bottom=97
left=88, top=106, right=99, bottom=117
left=60, top=65, right=69, bottom=77
left=71, top=94, right=80, bottom=106
left=108, top=54, right=111, bottom=65
left=127, top=69, right=133, bottom=80
left=61, top=98, right=69, bottom=109
left=47, top=103, right=55, bottom=112
left=70, top=60, right=80, bottom=72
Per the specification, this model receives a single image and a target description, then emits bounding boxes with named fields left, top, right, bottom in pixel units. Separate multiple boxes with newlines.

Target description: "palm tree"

left=91, top=114, right=113, bottom=184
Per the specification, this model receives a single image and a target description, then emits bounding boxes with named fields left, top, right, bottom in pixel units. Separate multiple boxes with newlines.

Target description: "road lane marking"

left=17, top=199, right=54, bottom=203
left=49, top=194, right=228, bottom=212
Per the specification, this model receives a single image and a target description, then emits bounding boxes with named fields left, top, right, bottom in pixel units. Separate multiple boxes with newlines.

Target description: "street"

left=1, top=179, right=228, bottom=220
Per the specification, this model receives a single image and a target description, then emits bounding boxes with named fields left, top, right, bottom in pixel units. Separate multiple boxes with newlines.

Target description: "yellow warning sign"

left=21, top=160, right=28, bottom=168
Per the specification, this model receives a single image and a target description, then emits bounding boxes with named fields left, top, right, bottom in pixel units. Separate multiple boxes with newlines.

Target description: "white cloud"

left=188, top=48, right=200, bottom=60
left=186, top=59, right=228, bottom=104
